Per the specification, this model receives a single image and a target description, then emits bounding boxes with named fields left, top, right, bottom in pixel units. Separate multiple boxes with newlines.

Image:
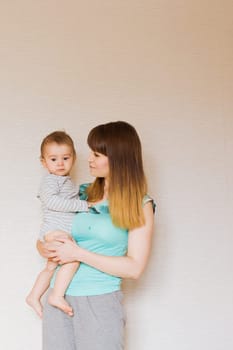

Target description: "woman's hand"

left=49, top=238, right=81, bottom=264
left=36, top=239, right=63, bottom=260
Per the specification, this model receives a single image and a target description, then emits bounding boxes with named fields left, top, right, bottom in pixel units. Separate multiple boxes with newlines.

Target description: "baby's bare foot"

left=26, top=295, right=43, bottom=318
left=48, top=293, right=73, bottom=316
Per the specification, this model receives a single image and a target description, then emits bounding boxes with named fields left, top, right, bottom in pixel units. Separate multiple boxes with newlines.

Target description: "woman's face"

left=88, top=150, right=109, bottom=179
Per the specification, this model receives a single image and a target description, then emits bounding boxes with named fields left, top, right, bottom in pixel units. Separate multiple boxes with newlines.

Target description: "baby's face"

left=41, top=142, right=75, bottom=176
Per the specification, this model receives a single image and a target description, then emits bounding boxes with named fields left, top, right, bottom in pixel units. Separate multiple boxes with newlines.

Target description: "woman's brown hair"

left=87, top=121, right=147, bottom=230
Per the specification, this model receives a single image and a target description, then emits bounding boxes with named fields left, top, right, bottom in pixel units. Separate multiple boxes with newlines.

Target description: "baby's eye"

left=51, top=158, right=56, bottom=162
left=64, top=157, right=70, bottom=161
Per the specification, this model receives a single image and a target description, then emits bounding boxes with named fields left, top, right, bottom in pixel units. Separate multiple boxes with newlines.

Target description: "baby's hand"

left=87, top=202, right=92, bottom=209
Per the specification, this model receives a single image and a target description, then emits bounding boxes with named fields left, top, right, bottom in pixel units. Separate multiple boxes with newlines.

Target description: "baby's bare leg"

left=44, top=230, right=71, bottom=242
left=45, top=231, right=78, bottom=316
left=26, top=260, right=58, bottom=318
left=48, top=261, right=80, bottom=316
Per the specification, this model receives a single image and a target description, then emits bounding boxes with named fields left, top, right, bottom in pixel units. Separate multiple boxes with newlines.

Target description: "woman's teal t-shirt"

left=53, top=183, right=155, bottom=297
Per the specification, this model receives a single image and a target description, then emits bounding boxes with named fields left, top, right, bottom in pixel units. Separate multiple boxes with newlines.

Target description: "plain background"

left=0, top=1, right=232, bottom=349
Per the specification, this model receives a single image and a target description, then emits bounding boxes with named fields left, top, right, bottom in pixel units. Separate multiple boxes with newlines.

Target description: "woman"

left=38, top=121, right=155, bottom=350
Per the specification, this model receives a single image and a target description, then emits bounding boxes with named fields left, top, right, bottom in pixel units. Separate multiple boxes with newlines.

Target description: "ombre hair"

left=40, top=131, right=76, bottom=159
left=87, top=121, right=147, bottom=230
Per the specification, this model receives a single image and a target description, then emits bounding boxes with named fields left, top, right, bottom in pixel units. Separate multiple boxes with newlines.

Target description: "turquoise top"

left=52, top=183, right=155, bottom=296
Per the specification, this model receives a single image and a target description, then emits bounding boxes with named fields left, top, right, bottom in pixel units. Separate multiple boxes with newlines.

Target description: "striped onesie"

left=38, top=173, right=88, bottom=240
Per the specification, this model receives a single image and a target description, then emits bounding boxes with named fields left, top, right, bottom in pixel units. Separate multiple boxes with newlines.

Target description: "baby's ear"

left=40, top=157, right=47, bottom=169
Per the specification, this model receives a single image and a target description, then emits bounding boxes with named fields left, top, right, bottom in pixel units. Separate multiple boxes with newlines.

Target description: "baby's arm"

left=39, top=176, right=88, bottom=212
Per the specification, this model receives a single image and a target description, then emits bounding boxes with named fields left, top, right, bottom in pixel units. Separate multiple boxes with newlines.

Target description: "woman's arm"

left=51, top=202, right=154, bottom=280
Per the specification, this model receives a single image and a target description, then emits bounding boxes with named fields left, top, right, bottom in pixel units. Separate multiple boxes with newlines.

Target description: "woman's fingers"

left=44, top=241, right=63, bottom=250
left=49, top=239, right=78, bottom=264
left=54, top=237, right=69, bottom=244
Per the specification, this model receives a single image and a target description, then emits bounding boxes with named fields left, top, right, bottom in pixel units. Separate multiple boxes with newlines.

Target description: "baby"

left=26, top=131, right=88, bottom=317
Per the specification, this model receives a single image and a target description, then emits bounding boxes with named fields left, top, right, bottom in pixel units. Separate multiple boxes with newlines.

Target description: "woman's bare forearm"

left=77, top=247, right=145, bottom=279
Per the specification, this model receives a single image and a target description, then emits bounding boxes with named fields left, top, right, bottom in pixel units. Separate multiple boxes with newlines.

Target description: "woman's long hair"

left=87, top=121, right=147, bottom=230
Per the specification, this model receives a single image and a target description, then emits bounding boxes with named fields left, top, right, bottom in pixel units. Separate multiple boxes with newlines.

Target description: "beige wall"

left=0, top=1, right=232, bottom=349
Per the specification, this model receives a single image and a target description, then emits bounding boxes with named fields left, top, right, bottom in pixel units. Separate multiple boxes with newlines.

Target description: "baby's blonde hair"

left=40, top=131, right=76, bottom=159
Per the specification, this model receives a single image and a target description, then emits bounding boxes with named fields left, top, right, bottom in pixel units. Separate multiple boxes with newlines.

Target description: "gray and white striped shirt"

left=38, top=173, right=88, bottom=240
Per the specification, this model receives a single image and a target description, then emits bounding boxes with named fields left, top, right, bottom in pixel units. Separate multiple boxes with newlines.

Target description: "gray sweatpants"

left=43, top=291, right=126, bottom=350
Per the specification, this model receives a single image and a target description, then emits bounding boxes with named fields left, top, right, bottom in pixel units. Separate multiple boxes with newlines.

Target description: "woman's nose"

left=88, top=153, right=94, bottom=162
